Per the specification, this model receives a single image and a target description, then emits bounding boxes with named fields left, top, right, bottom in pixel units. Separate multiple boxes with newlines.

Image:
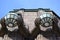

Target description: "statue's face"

left=40, top=25, right=52, bottom=31
left=39, top=13, right=54, bottom=31
left=5, top=13, right=18, bottom=31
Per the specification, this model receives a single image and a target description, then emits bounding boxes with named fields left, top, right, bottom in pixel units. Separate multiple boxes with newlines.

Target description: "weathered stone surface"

left=0, top=8, right=60, bottom=40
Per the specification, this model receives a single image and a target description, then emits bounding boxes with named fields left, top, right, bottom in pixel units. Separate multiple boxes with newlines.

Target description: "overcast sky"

left=0, top=0, right=60, bottom=19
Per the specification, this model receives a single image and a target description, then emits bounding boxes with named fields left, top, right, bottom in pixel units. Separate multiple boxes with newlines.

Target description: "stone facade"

left=0, top=8, right=60, bottom=40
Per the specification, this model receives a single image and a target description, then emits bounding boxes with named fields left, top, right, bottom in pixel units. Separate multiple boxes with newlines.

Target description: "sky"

left=0, top=0, right=60, bottom=19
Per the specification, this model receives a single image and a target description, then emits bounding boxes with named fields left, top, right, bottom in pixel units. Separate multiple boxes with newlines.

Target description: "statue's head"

left=35, top=13, right=54, bottom=32
left=4, top=13, right=23, bottom=32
